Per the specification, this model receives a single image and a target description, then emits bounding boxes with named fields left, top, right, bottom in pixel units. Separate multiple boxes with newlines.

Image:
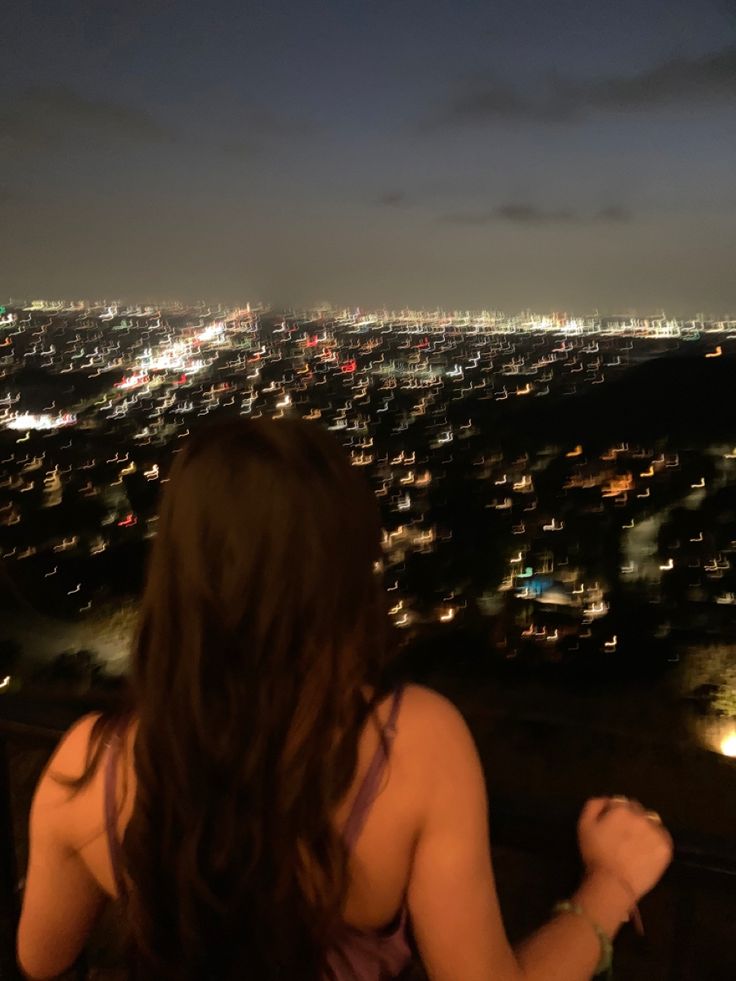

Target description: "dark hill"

left=478, top=356, right=736, bottom=449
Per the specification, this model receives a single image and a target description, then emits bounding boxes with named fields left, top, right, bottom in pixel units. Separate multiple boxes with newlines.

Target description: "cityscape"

left=2, top=299, right=736, bottom=759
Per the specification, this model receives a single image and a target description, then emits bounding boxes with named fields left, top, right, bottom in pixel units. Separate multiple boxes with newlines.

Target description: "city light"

left=2, top=299, right=736, bottom=697
left=721, top=732, right=736, bottom=758
left=4, top=412, right=76, bottom=431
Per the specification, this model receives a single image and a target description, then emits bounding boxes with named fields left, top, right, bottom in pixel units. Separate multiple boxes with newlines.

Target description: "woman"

left=17, top=417, right=672, bottom=980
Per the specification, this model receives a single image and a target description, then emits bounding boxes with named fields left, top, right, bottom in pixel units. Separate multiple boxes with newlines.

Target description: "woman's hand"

left=577, top=796, right=674, bottom=901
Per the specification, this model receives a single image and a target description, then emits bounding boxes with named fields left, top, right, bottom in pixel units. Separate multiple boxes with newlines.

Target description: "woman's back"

left=52, top=683, right=430, bottom=935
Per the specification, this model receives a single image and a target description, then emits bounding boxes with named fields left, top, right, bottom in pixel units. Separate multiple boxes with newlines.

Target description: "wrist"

left=573, top=870, right=632, bottom=938
left=552, top=901, right=613, bottom=977
left=585, top=866, right=639, bottom=905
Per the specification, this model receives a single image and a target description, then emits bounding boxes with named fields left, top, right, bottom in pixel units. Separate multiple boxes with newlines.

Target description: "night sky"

left=2, top=0, right=735, bottom=314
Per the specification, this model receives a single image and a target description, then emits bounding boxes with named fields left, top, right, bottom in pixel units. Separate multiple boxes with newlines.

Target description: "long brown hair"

left=62, top=417, right=402, bottom=979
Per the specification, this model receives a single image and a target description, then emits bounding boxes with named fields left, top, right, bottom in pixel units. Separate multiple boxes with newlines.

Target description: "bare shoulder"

left=32, top=712, right=104, bottom=818
left=23, top=713, right=105, bottom=857
left=398, top=684, right=479, bottom=773
left=44, top=712, right=104, bottom=782
left=400, top=683, right=472, bottom=738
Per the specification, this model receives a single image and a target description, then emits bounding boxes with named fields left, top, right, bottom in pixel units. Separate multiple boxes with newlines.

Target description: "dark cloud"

left=430, top=80, right=571, bottom=128
left=584, top=46, right=736, bottom=110
left=0, top=85, right=175, bottom=146
left=439, top=203, right=631, bottom=225
left=595, top=205, right=631, bottom=222
left=495, top=203, right=576, bottom=224
left=431, top=45, right=736, bottom=128
left=375, top=191, right=409, bottom=206
left=440, top=204, right=577, bottom=225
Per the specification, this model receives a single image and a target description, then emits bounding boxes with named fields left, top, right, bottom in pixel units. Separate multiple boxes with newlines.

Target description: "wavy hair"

left=60, top=417, right=401, bottom=979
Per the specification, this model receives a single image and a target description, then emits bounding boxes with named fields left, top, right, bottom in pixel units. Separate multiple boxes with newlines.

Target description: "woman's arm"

left=405, top=687, right=639, bottom=981
left=17, top=713, right=106, bottom=980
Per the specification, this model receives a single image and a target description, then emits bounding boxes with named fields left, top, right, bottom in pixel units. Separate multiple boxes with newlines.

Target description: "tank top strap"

left=104, top=717, right=129, bottom=901
left=342, top=684, right=405, bottom=851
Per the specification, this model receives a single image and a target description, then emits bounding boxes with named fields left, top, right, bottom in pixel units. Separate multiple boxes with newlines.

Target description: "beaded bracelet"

left=553, top=900, right=614, bottom=979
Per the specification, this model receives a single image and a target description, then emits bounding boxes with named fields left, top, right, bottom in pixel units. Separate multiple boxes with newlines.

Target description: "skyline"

left=1, top=0, right=735, bottom=312
left=4, top=299, right=736, bottom=322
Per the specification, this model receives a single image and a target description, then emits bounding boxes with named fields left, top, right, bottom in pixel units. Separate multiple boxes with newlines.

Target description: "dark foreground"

left=1, top=668, right=735, bottom=981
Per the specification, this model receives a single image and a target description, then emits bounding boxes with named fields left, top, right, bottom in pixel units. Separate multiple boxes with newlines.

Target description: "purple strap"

left=342, top=685, right=405, bottom=850
left=104, top=719, right=129, bottom=900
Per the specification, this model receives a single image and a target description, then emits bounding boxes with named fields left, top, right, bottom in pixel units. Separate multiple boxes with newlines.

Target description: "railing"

left=2, top=693, right=736, bottom=980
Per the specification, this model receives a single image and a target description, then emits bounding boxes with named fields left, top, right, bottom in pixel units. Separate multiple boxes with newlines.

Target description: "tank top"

left=104, top=685, right=413, bottom=980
